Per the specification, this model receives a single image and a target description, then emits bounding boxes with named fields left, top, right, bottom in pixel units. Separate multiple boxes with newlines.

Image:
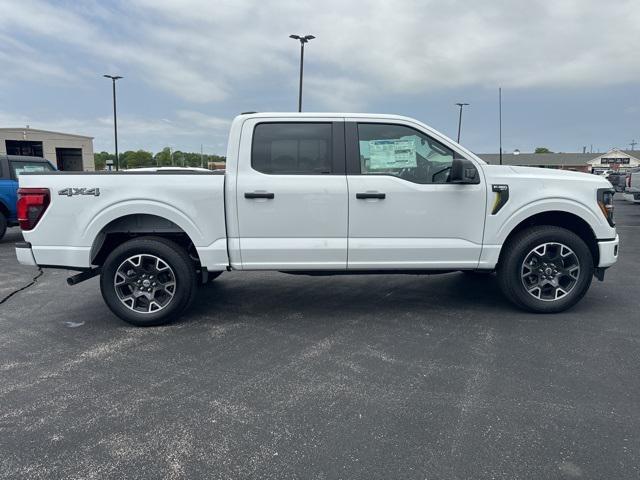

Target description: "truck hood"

left=483, top=164, right=612, bottom=187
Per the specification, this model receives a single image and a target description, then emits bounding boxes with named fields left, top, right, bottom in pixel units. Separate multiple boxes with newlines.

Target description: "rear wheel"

left=100, top=237, right=197, bottom=326
left=0, top=212, right=6, bottom=241
left=497, top=226, right=594, bottom=313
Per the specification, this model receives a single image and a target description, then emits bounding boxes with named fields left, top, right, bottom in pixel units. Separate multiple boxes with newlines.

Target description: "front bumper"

left=597, top=235, right=619, bottom=268
left=15, top=242, right=38, bottom=267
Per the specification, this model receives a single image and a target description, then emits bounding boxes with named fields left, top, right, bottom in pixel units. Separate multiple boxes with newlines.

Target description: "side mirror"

left=450, top=158, right=479, bottom=184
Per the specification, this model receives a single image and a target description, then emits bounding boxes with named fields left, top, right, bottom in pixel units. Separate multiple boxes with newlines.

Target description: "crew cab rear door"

left=345, top=119, right=487, bottom=269
left=235, top=117, right=348, bottom=269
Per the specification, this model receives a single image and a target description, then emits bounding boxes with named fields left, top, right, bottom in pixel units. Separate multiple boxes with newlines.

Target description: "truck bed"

left=18, top=171, right=228, bottom=270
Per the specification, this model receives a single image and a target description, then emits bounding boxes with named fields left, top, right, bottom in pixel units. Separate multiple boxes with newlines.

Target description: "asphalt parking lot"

left=1, top=198, right=639, bottom=479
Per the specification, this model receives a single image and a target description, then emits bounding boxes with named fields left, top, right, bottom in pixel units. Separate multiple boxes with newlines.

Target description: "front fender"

left=491, top=197, right=610, bottom=245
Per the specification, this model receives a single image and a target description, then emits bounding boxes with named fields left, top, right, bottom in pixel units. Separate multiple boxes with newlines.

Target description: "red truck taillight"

left=17, top=188, right=50, bottom=231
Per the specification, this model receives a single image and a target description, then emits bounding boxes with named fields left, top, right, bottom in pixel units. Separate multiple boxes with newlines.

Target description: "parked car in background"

left=624, top=168, right=640, bottom=203
left=607, top=172, right=628, bottom=192
left=15, top=112, right=618, bottom=325
left=0, top=155, right=55, bottom=240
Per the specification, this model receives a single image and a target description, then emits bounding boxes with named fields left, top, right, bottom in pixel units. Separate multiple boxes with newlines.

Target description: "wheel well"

left=0, top=201, right=9, bottom=218
left=91, top=214, right=200, bottom=266
left=499, top=211, right=599, bottom=266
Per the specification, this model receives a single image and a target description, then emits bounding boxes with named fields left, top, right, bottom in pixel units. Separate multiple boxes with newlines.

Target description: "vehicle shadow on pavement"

left=186, top=271, right=516, bottom=325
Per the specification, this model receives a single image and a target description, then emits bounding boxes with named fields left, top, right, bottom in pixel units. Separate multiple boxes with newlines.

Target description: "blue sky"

left=0, top=0, right=639, bottom=156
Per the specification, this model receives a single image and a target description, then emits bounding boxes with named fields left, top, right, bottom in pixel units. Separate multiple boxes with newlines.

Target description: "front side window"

left=252, top=123, right=332, bottom=174
left=358, top=123, right=455, bottom=184
left=10, top=160, right=54, bottom=179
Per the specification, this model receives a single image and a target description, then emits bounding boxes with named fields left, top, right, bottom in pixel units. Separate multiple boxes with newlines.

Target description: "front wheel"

left=100, top=237, right=197, bottom=326
left=497, top=226, right=594, bottom=313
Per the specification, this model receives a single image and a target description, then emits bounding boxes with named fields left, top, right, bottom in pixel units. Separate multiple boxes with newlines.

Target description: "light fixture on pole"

left=455, top=102, right=469, bottom=143
left=289, top=34, right=315, bottom=112
left=103, top=75, right=123, bottom=171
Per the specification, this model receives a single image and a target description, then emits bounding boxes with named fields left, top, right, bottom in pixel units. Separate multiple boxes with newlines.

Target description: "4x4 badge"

left=58, top=188, right=100, bottom=197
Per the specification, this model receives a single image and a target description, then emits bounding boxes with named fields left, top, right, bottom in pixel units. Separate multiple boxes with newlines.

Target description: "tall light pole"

left=499, top=87, right=503, bottom=165
left=289, top=34, right=315, bottom=112
left=103, top=75, right=123, bottom=171
left=455, top=102, right=469, bottom=143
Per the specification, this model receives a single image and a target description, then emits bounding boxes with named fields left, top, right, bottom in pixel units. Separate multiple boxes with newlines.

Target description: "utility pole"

left=630, top=140, right=637, bottom=151
left=103, top=75, right=123, bottom=171
left=201, top=144, right=204, bottom=168
left=499, top=87, right=503, bottom=165
left=289, top=34, right=315, bottom=112
left=455, top=103, right=469, bottom=143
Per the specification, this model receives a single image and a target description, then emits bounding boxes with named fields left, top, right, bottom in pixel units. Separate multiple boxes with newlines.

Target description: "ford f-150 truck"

left=15, top=113, right=619, bottom=326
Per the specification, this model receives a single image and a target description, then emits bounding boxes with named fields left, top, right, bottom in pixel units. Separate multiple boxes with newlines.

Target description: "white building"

left=480, top=148, right=640, bottom=173
left=587, top=148, right=640, bottom=173
left=0, top=127, right=95, bottom=171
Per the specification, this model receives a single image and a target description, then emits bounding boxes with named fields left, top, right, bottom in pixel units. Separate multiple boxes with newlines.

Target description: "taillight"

left=17, top=188, right=50, bottom=231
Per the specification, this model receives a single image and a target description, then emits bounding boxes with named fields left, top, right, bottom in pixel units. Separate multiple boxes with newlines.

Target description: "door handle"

left=356, top=192, right=386, bottom=199
left=245, top=192, right=275, bottom=199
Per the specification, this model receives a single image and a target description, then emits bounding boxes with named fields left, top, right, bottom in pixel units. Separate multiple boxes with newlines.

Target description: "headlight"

left=597, top=188, right=615, bottom=227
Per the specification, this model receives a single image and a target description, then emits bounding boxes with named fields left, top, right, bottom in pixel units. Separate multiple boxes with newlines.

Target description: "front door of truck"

left=235, top=118, right=348, bottom=269
left=345, top=120, right=487, bottom=269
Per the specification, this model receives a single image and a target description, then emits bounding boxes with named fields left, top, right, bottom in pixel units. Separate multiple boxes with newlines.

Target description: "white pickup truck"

left=15, top=113, right=619, bottom=326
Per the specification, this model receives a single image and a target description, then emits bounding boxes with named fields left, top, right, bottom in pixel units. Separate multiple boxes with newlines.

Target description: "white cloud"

left=175, top=111, right=230, bottom=129
left=0, top=109, right=229, bottom=153
left=1, top=0, right=639, bottom=108
left=0, top=0, right=639, bottom=154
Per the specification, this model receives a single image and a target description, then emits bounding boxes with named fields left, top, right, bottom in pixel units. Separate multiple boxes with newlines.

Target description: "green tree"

left=94, top=151, right=115, bottom=170
left=120, top=150, right=154, bottom=169
left=154, top=147, right=173, bottom=166
left=534, top=147, right=553, bottom=154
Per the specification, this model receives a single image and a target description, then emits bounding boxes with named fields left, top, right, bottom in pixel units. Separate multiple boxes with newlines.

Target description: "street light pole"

left=499, top=87, right=503, bottom=165
left=455, top=102, right=469, bottom=143
left=103, top=75, right=123, bottom=171
left=289, top=34, right=315, bottom=112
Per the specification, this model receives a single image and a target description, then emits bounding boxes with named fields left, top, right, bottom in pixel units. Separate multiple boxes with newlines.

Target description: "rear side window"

left=252, top=123, right=333, bottom=174
left=10, top=160, right=54, bottom=179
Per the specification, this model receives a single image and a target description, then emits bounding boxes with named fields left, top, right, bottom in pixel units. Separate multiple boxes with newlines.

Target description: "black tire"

left=0, top=212, right=6, bottom=241
left=497, top=226, right=594, bottom=313
left=100, top=236, right=197, bottom=326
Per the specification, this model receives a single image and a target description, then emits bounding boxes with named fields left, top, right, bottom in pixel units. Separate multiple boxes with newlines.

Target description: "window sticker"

left=368, top=139, right=417, bottom=169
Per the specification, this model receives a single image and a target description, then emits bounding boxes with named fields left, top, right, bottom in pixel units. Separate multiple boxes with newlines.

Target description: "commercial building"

left=478, top=149, right=640, bottom=173
left=0, top=127, right=95, bottom=171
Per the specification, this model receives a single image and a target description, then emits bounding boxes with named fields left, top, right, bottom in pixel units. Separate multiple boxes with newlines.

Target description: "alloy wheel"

left=114, top=254, right=177, bottom=313
left=520, top=242, right=580, bottom=302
